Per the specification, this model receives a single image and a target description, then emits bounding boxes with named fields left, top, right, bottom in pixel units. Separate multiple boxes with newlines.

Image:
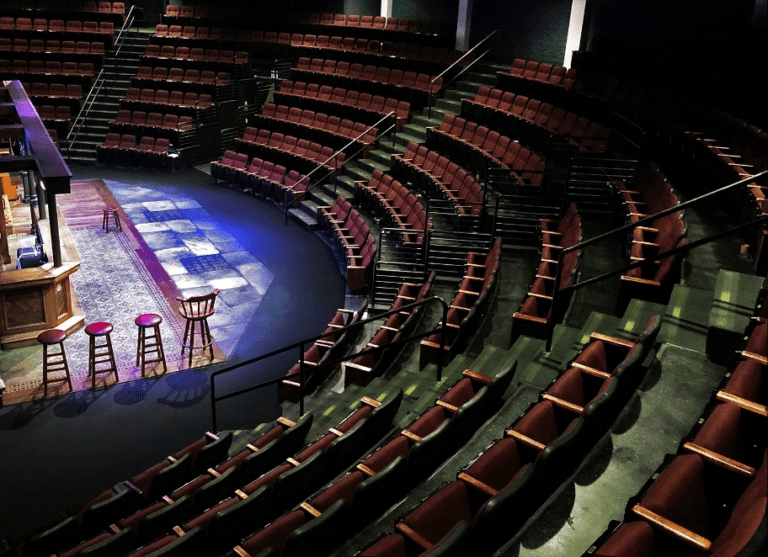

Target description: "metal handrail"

left=283, top=112, right=396, bottom=224
left=65, top=6, right=137, bottom=153
left=427, top=29, right=502, bottom=117
left=545, top=170, right=768, bottom=350
left=210, top=295, right=449, bottom=432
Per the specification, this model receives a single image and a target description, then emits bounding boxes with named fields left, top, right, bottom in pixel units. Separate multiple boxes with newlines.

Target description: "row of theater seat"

left=233, top=354, right=519, bottom=557
left=36, top=103, right=73, bottom=129
left=344, top=274, right=437, bottom=386
left=27, top=82, right=83, bottom=104
left=274, top=80, right=410, bottom=131
left=317, top=199, right=377, bottom=293
left=462, top=86, right=611, bottom=154
left=98, top=134, right=170, bottom=168
left=211, top=153, right=309, bottom=205
left=387, top=145, right=484, bottom=216
left=133, top=66, right=230, bottom=88
left=425, top=117, right=546, bottom=186
left=234, top=128, right=345, bottom=176
left=255, top=103, right=378, bottom=156
left=256, top=32, right=464, bottom=65
left=497, top=58, right=578, bottom=91
left=278, top=303, right=367, bottom=403
left=0, top=17, right=115, bottom=40
left=112, top=110, right=193, bottom=133
left=154, top=23, right=250, bottom=42
left=360, top=316, right=661, bottom=556
left=354, top=169, right=436, bottom=235
left=586, top=320, right=767, bottom=557
left=0, top=38, right=105, bottom=54
left=419, top=238, right=502, bottom=369
left=124, top=88, right=212, bottom=111
left=512, top=203, right=582, bottom=341
left=142, top=44, right=247, bottom=66
left=294, top=56, right=442, bottom=94
left=71, top=1, right=125, bottom=15
left=306, top=13, right=437, bottom=34
left=8, top=387, right=405, bottom=557
left=0, top=59, right=95, bottom=78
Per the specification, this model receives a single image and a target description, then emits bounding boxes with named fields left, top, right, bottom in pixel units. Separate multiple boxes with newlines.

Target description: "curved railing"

left=210, top=295, right=449, bottom=432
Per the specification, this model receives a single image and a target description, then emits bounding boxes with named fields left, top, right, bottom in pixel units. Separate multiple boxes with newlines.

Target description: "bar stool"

left=85, top=321, right=119, bottom=388
left=135, top=313, right=168, bottom=376
left=102, top=206, right=122, bottom=233
left=37, top=329, right=73, bottom=397
left=177, top=288, right=219, bottom=367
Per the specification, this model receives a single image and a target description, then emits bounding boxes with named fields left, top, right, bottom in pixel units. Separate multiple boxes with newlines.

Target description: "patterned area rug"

left=1, top=225, right=224, bottom=405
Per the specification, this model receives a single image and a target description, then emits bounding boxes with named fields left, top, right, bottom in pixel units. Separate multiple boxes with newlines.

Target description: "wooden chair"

left=177, top=289, right=219, bottom=367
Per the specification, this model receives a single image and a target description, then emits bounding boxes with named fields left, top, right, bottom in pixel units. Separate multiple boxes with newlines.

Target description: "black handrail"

left=210, top=295, right=449, bottom=432
left=427, top=29, right=502, bottom=118
left=545, top=170, right=768, bottom=350
left=283, top=112, right=397, bottom=224
left=65, top=5, right=137, bottom=154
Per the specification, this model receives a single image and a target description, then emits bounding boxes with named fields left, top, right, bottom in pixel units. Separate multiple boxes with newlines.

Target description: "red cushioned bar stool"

left=85, top=321, right=119, bottom=388
left=135, top=313, right=168, bottom=376
left=37, top=329, right=73, bottom=397
left=102, top=206, right=121, bottom=233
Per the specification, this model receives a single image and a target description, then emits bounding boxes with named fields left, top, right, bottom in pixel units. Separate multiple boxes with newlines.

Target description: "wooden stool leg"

left=106, top=333, right=118, bottom=383
left=89, top=336, right=97, bottom=389
left=181, top=318, right=191, bottom=356
left=136, top=325, right=143, bottom=366
left=202, top=318, right=213, bottom=361
left=43, top=343, right=49, bottom=397
left=188, top=319, right=196, bottom=367
left=155, top=324, right=167, bottom=372
left=60, top=342, right=73, bottom=392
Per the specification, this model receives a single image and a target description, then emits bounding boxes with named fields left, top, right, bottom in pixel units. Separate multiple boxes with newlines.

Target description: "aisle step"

left=617, top=299, right=668, bottom=340
left=658, top=284, right=713, bottom=352
left=706, top=269, right=765, bottom=363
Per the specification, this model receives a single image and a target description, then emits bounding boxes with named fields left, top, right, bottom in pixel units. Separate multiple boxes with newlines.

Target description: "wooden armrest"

left=463, top=369, right=492, bottom=385
left=205, top=432, right=219, bottom=442
left=235, top=489, right=248, bottom=500
left=636, top=226, right=659, bottom=233
left=357, top=463, right=376, bottom=477
left=513, top=312, right=548, bottom=324
left=233, top=546, right=252, bottom=557
left=401, top=429, right=422, bottom=443
left=436, top=400, right=459, bottom=414
left=620, top=275, right=661, bottom=287
left=589, top=332, right=636, bottom=349
left=296, top=360, right=319, bottom=367
left=421, top=340, right=450, bottom=350
left=463, top=275, right=485, bottom=282
left=542, top=230, right=562, bottom=237
left=396, top=522, right=433, bottom=551
left=286, top=457, right=301, bottom=467
left=458, top=472, right=498, bottom=498
left=300, top=502, right=322, bottom=518
left=123, top=480, right=143, bottom=495
left=360, top=396, right=381, bottom=408
left=536, top=274, right=556, bottom=281
left=109, top=524, right=121, bottom=534
left=542, top=393, right=584, bottom=414
left=682, top=442, right=755, bottom=477
left=246, top=443, right=260, bottom=453
left=314, top=340, right=335, bottom=348
left=527, top=292, right=553, bottom=301
left=345, top=362, right=373, bottom=373
left=450, top=304, right=472, bottom=312
left=631, top=505, right=711, bottom=551
left=381, top=325, right=400, bottom=332
left=162, top=495, right=175, bottom=505
left=740, top=350, right=768, bottom=365
left=398, top=295, right=416, bottom=301
left=173, top=525, right=185, bottom=537
left=329, top=427, right=344, bottom=437
left=541, top=243, right=563, bottom=250
left=506, top=429, right=546, bottom=451
left=277, top=416, right=296, bottom=428
left=458, top=289, right=480, bottom=297
left=208, top=468, right=221, bottom=478
left=716, top=391, right=768, bottom=416
left=570, top=362, right=611, bottom=379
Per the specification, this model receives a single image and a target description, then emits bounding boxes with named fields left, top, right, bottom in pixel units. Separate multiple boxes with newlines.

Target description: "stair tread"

left=658, top=284, right=713, bottom=352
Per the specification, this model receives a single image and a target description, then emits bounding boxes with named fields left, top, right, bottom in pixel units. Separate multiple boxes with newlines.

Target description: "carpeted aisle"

left=0, top=166, right=347, bottom=539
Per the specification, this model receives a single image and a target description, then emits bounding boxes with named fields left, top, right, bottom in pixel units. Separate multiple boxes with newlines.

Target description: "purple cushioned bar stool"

left=37, top=329, right=73, bottom=397
left=85, top=321, right=119, bottom=388
left=135, top=313, right=167, bottom=376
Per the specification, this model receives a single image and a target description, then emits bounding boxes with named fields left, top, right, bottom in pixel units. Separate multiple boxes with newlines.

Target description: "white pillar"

left=456, top=0, right=473, bottom=51
left=381, top=0, right=393, bottom=18
left=563, top=0, right=588, bottom=68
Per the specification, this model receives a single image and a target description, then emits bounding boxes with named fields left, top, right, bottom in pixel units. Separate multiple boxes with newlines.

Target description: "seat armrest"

left=401, top=429, right=422, bottom=443
left=682, top=442, right=755, bottom=477
left=396, top=522, right=433, bottom=551
left=506, top=429, right=546, bottom=451
left=631, top=505, right=711, bottom=552
left=589, top=332, right=636, bottom=349
left=360, top=396, right=382, bottom=408
left=458, top=472, right=498, bottom=497
left=716, top=391, right=767, bottom=416
left=570, top=362, right=611, bottom=379
left=356, top=463, right=376, bottom=477
left=436, top=399, right=459, bottom=414
left=542, top=393, right=583, bottom=414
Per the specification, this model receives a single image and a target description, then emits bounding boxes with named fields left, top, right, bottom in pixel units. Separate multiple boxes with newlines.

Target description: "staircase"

left=63, top=26, right=151, bottom=165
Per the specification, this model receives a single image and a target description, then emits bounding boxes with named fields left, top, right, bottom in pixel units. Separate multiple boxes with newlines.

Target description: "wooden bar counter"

left=0, top=261, right=83, bottom=348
